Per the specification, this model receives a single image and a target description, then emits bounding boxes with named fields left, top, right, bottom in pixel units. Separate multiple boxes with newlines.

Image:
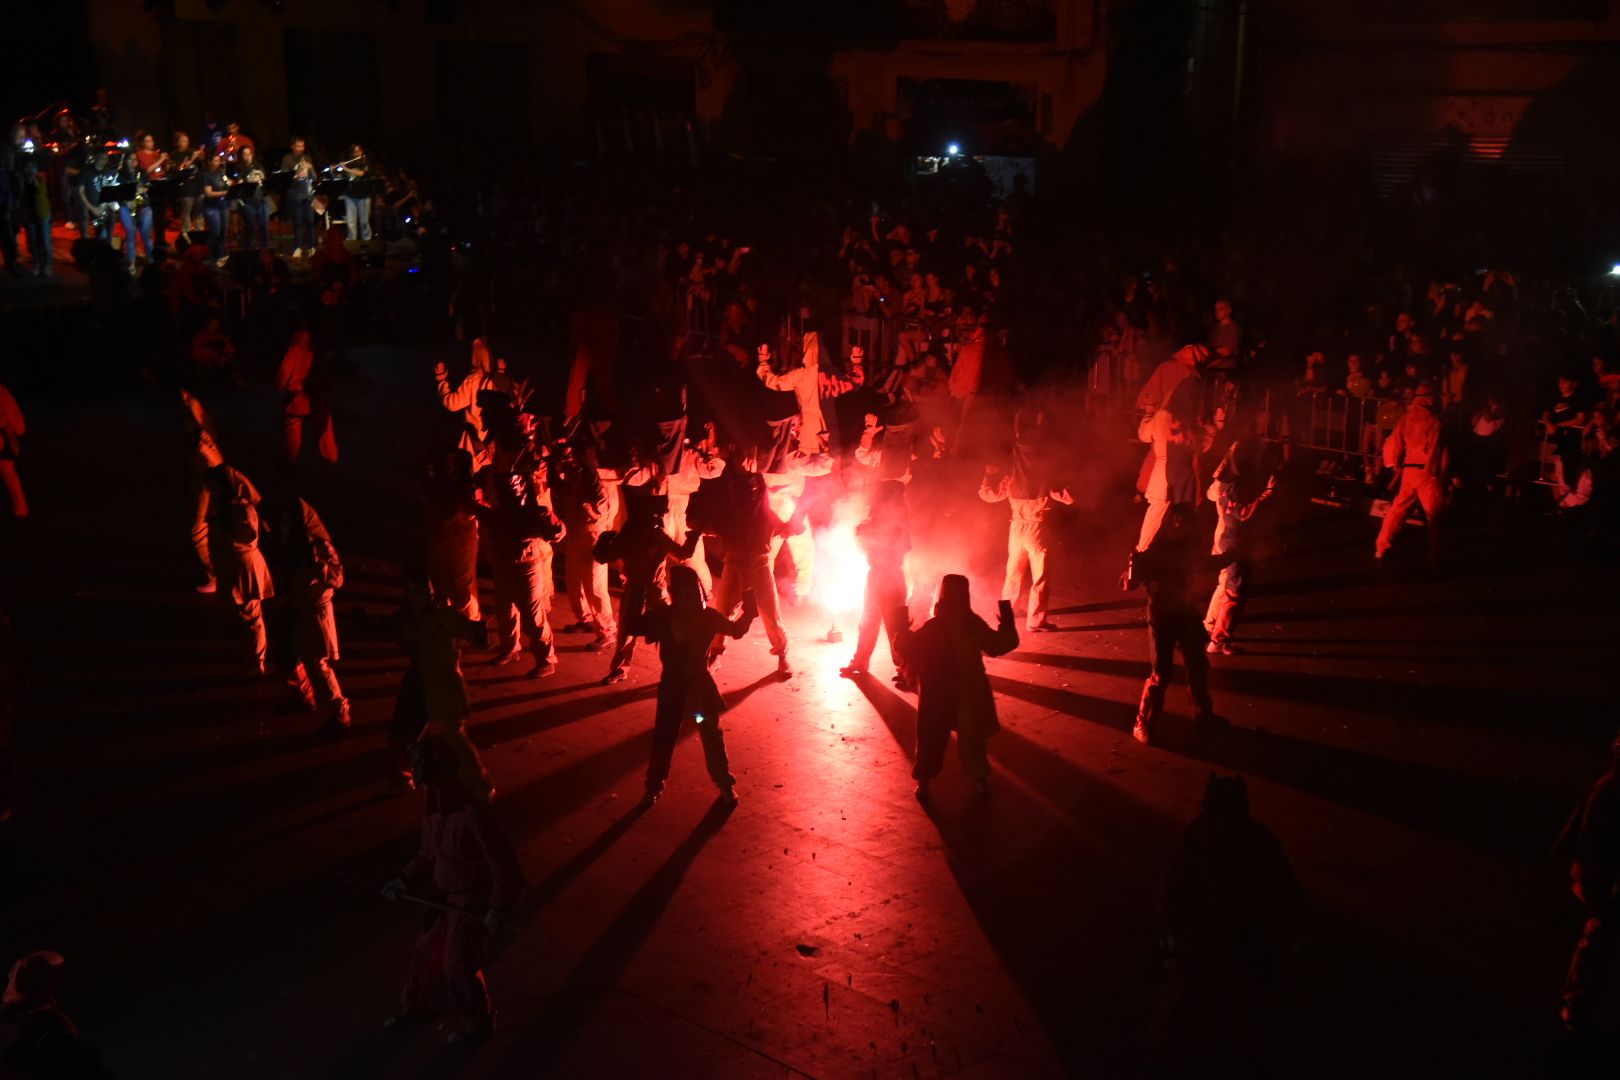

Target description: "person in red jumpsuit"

left=383, top=737, right=525, bottom=1045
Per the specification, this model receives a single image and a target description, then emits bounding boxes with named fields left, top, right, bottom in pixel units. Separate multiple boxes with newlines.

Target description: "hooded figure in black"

left=1121, top=502, right=1229, bottom=745
left=840, top=480, right=914, bottom=688
left=1149, top=774, right=1303, bottom=1073
left=706, top=441, right=793, bottom=675
left=598, top=490, right=697, bottom=685
left=895, top=574, right=1018, bottom=798
left=640, top=564, right=756, bottom=803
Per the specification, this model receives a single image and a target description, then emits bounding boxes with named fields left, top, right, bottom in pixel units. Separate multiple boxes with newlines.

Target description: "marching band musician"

left=172, top=131, right=205, bottom=240
left=217, top=119, right=254, bottom=163
left=281, top=136, right=317, bottom=259
left=114, top=145, right=154, bottom=273
left=341, top=143, right=372, bottom=242
left=200, top=148, right=232, bottom=265
left=234, top=144, right=270, bottom=253
left=131, top=131, right=168, bottom=252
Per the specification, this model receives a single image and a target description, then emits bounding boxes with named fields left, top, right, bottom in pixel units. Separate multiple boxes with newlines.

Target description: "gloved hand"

left=997, top=599, right=1014, bottom=625
left=484, top=909, right=504, bottom=933
left=382, top=878, right=407, bottom=901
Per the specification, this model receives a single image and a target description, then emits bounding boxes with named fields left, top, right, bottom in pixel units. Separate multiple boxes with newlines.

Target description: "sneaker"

left=290, top=247, right=303, bottom=260
left=195, top=578, right=217, bottom=595
left=641, top=780, right=663, bottom=805
left=838, top=663, right=867, bottom=678
left=717, top=786, right=738, bottom=806
left=588, top=633, right=610, bottom=653
left=489, top=649, right=521, bottom=667
left=529, top=661, right=557, bottom=679
left=602, top=667, right=627, bottom=685
left=1206, top=638, right=1233, bottom=655
left=1030, top=620, right=1058, bottom=633
left=776, top=655, right=792, bottom=678
left=563, top=621, right=589, bottom=634
left=1132, top=720, right=1152, bottom=745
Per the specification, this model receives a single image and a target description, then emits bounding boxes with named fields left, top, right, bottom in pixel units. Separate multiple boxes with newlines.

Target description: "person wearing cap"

left=1374, top=381, right=1448, bottom=560
left=895, top=575, right=1018, bottom=799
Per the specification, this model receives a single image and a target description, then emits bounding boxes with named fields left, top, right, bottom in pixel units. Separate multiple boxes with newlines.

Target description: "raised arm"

left=434, top=362, right=481, bottom=412
left=981, top=601, right=1019, bottom=657
left=755, top=344, right=797, bottom=391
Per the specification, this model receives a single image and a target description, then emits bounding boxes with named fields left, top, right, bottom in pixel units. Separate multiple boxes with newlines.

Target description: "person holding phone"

left=894, top=574, right=1019, bottom=800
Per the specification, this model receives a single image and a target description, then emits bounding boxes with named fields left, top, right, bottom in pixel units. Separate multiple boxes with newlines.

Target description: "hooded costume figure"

left=269, top=496, right=349, bottom=732
left=474, top=396, right=565, bottom=678
left=640, top=565, right=756, bottom=802
left=435, top=338, right=511, bottom=471
left=1149, top=775, right=1302, bottom=1071
left=979, top=409, right=1074, bottom=632
left=756, top=331, right=827, bottom=454
left=1374, top=382, right=1447, bottom=560
left=894, top=575, right=1018, bottom=797
left=192, top=461, right=275, bottom=671
left=383, top=737, right=526, bottom=1045
left=598, top=492, right=698, bottom=685
left=1203, top=439, right=1276, bottom=654
left=620, top=406, right=726, bottom=591
left=0, top=951, right=112, bottom=1079
left=1122, top=503, right=1228, bottom=745
left=841, top=480, right=913, bottom=687
left=707, top=447, right=793, bottom=674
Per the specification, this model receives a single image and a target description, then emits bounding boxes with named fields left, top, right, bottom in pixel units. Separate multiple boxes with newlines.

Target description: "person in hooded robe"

left=755, top=331, right=828, bottom=454
left=1122, top=503, right=1229, bottom=746
left=434, top=337, right=511, bottom=472
left=1148, top=774, right=1303, bottom=1073
left=640, top=565, right=756, bottom=804
left=598, top=491, right=698, bottom=685
left=1554, top=731, right=1620, bottom=1040
left=192, top=457, right=275, bottom=673
left=473, top=395, right=564, bottom=678
left=1203, top=438, right=1277, bottom=656
left=1374, top=381, right=1448, bottom=561
left=0, top=951, right=112, bottom=1079
left=382, top=736, right=525, bottom=1046
left=1137, top=375, right=1206, bottom=552
left=266, top=495, right=349, bottom=734
left=895, top=575, right=1018, bottom=799
left=840, top=479, right=913, bottom=689
left=706, top=441, right=794, bottom=676
left=979, top=407, right=1074, bottom=633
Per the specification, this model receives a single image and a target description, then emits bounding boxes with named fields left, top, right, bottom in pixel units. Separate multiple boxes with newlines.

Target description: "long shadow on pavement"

left=481, top=800, right=738, bottom=1074
left=849, top=675, right=1178, bottom=1076
left=989, top=670, right=1577, bottom=863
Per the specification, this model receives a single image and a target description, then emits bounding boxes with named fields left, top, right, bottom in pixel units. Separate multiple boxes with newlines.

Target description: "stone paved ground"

left=0, top=339, right=1614, bottom=1078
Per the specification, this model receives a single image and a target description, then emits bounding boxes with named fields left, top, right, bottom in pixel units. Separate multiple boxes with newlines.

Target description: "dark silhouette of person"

left=1122, top=502, right=1230, bottom=745
left=639, top=564, right=756, bottom=804
left=841, top=479, right=913, bottom=688
left=1148, top=774, right=1303, bottom=1073
left=382, top=737, right=525, bottom=1046
left=1556, top=731, right=1620, bottom=1041
left=895, top=574, right=1017, bottom=799
left=599, top=493, right=697, bottom=685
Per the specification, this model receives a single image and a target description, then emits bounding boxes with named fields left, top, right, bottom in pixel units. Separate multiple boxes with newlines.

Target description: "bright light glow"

left=946, top=143, right=960, bottom=156
left=812, top=507, right=868, bottom=621
left=22, top=140, right=34, bottom=152
left=695, top=713, right=705, bottom=725
left=1609, top=263, right=1620, bottom=278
